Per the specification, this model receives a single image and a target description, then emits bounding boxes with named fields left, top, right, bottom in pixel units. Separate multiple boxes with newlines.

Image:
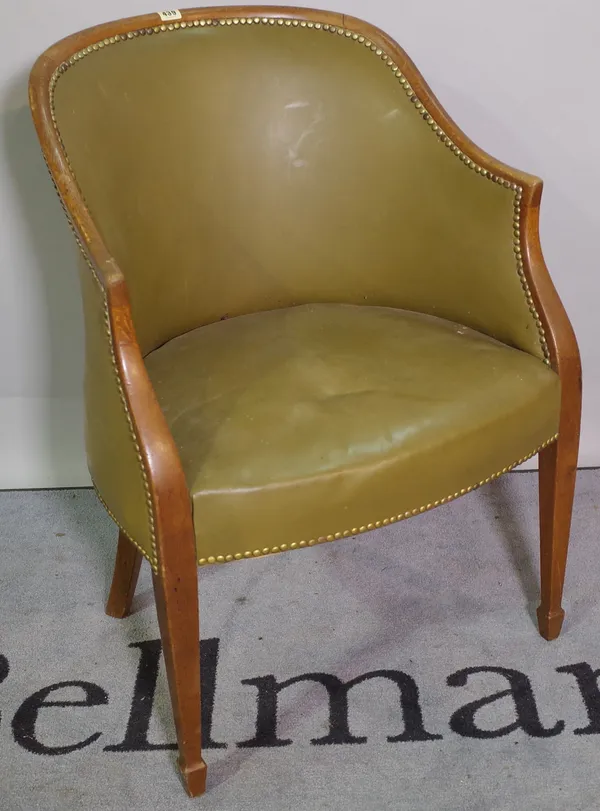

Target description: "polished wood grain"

left=28, top=5, right=582, bottom=796
left=153, top=567, right=206, bottom=796
left=105, top=530, right=142, bottom=619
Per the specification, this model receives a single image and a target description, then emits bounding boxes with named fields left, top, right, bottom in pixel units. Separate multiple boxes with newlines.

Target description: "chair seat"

left=144, top=303, right=560, bottom=564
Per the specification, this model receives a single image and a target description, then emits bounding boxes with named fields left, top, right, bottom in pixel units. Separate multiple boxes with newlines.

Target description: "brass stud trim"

left=196, top=434, right=558, bottom=566
left=92, top=481, right=156, bottom=569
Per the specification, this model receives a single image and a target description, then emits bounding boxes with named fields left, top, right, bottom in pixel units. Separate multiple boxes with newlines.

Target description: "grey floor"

left=1, top=470, right=600, bottom=811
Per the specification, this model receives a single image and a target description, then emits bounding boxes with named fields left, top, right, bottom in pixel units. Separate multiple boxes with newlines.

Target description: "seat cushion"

left=144, top=303, right=560, bottom=564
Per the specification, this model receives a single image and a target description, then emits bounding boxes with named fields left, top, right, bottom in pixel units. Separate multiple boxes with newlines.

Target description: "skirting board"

left=0, top=395, right=596, bottom=490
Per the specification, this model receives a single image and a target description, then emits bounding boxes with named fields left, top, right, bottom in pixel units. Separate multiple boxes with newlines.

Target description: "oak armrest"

left=78, top=253, right=191, bottom=572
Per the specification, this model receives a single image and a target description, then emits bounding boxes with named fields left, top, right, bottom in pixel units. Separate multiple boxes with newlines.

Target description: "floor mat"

left=1, top=471, right=599, bottom=811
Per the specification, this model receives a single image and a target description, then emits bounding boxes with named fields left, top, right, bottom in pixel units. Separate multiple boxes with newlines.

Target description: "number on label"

left=158, top=9, right=182, bottom=22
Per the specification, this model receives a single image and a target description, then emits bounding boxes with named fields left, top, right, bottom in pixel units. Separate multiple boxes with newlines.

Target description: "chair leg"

left=537, top=431, right=578, bottom=641
left=106, top=530, right=143, bottom=619
left=152, top=567, right=206, bottom=797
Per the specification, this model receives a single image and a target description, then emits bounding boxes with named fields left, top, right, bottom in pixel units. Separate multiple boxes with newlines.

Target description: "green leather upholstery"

left=144, top=304, right=559, bottom=563
left=44, top=17, right=559, bottom=566
left=53, top=23, right=544, bottom=359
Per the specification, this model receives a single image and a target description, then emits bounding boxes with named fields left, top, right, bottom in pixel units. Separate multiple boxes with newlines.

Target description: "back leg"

left=106, top=530, right=143, bottom=618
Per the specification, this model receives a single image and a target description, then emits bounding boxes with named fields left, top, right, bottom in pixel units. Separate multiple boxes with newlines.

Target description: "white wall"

left=1, top=0, right=598, bottom=487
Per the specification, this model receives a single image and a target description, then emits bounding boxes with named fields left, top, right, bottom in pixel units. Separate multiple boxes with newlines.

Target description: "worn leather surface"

left=79, top=262, right=153, bottom=558
left=53, top=23, right=544, bottom=360
left=144, top=304, right=559, bottom=562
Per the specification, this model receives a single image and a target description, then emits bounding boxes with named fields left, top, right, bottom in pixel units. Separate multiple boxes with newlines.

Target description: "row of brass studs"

left=197, top=433, right=558, bottom=565
left=93, top=483, right=157, bottom=569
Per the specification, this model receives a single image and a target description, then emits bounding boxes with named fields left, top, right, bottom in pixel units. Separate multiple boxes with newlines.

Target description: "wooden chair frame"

left=29, top=6, right=581, bottom=797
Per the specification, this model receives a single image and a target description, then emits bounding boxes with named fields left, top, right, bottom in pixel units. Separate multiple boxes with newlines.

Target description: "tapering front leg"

left=537, top=414, right=580, bottom=640
left=106, top=530, right=143, bottom=619
left=153, top=563, right=206, bottom=796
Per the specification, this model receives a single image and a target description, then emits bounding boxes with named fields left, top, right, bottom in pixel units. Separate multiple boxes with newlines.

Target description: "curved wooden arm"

left=520, top=183, right=581, bottom=380
left=69, top=243, right=195, bottom=574
left=104, top=272, right=195, bottom=575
